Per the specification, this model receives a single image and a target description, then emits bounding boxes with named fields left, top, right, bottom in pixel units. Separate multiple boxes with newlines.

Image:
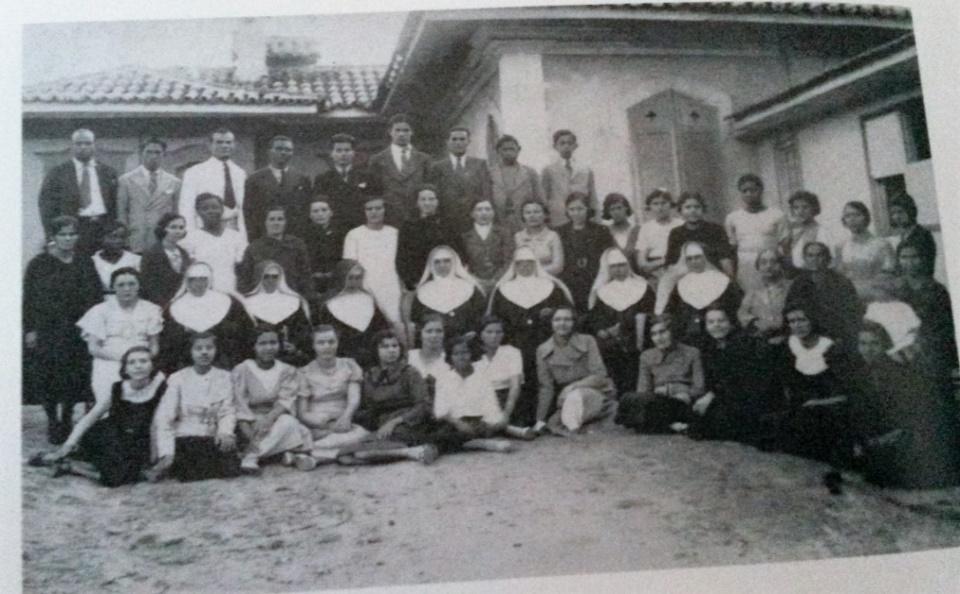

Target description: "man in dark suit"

left=243, top=135, right=313, bottom=241
left=428, top=126, right=492, bottom=232
left=313, top=133, right=382, bottom=232
left=367, top=114, right=432, bottom=225
left=38, top=128, right=119, bottom=254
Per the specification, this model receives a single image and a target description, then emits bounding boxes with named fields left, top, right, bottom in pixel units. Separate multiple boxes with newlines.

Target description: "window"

left=772, top=133, right=803, bottom=206
left=899, top=96, right=931, bottom=162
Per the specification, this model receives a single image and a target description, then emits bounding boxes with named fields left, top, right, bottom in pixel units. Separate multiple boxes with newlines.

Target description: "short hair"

left=415, top=183, right=439, bottom=197
left=788, top=190, right=821, bottom=216
left=388, top=113, right=412, bottom=128
left=495, top=134, right=520, bottom=150
left=71, top=128, right=95, bottom=142
left=363, top=194, right=386, bottom=207
left=312, top=324, right=339, bottom=339
left=843, top=201, right=872, bottom=227
left=565, top=191, right=595, bottom=219
left=189, top=331, right=218, bottom=347
left=737, top=173, right=764, bottom=190
left=140, top=136, right=167, bottom=152
left=100, top=219, right=128, bottom=238
left=195, top=192, right=223, bottom=209
left=889, top=193, right=918, bottom=223
left=269, top=135, right=293, bottom=148
left=552, top=129, right=577, bottom=145
left=649, top=313, right=674, bottom=333
left=310, top=194, right=333, bottom=207
left=210, top=127, right=234, bottom=141
left=49, top=215, right=79, bottom=235
left=253, top=324, right=280, bottom=343
left=859, top=319, right=894, bottom=351
left=444, top=333, right=479, bottom=365
left=602, top=192, right=633, bottom=219
left=677, top=191, right=706, bottom=212
left=754, top=248, right=782, bottom=271
left=371, top=329, right=406, bottom=359
left=703, top=304, right=731, bottom=323
left=420, top=313, right=447, bottom=333
left=782, top=302, right=818, bottom=334
left=155, top=213, right=186, bottom=241
left=264, top=204, right=287, bottom=217
left=520, top=198, right=548, bottom=224
left=552, top=305, right=578, bottom=323
left=644, top=188, right=674, bottom=208
left=477, top=315, right=506, bottom=336
left=330, top=133, right=356, bottom=148
left=802, top=241, right=833, bottom=264
left=119, top=346, right=155, bottom=380
left=109, top=266, right=140, bottom=288
left=896, top=240, right=936, bottom=276
left=448, top=126, right=470, bottom=138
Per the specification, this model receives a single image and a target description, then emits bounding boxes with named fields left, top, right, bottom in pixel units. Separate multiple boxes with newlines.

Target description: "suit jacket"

left=428, top=156, right=493, bottom=231
left=179, top=157, right=248, bottom=244
left=461, top=225, right=515, bottom=285
left=243, top=166, right=313, bottom=241
left=313, top=166, right=382, bottom=232
left=140, top=242, right=191, bottom=308
left=117, top=166, right=181, bottom=253
left=490, top=162, right=541, bottom=232
left=540, top=158, right=596, bottom=227
left=38, top=160, right=119, bottom=234
left=367, top=146, right=432, bottom=224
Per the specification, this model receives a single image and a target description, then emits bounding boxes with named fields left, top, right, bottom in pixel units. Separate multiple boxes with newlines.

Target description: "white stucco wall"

left=455, top=74, right=502, bottom=163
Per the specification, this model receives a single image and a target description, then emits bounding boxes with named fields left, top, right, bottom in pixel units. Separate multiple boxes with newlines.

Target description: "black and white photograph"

left=12, top=1, right=960, bottom=592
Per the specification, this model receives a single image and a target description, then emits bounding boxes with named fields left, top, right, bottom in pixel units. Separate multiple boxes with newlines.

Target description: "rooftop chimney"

left=232, top=18, right=267, bottom=81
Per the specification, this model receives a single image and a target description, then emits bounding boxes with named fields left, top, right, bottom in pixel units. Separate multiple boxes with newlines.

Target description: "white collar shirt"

left=73, top=158, right=107, bottom=217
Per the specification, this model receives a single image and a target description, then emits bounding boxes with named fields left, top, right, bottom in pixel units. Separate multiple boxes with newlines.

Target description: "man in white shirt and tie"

left=38, top=128, right=119, bottom=254
left=178, top=128, right=249, bottom=245
left=367, top=114, right=432, bottom=225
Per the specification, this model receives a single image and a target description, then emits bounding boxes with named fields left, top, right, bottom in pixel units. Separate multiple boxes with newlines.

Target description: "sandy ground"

left=20, top=405, right=960, bottom=594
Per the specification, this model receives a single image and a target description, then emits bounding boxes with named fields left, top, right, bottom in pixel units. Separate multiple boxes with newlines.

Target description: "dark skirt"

left=617, top=391, right=690, bottom=434
left=390, top=418, right=470, bottom=454
left=169, top=436, right=241, bottom=482
left=76, top=418, right=151, bottom=487
left=496, top=386, right=535, bottom=427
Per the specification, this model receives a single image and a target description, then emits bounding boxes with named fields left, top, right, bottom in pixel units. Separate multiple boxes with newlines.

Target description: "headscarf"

left=675, top=241, right=731, bottom=310
left=169, top=262, right=235, bottom=332
left=321, top=259, right=377, bottom=331
left=489, top=246, right=573, bottom=310
left=588, top=247, right=650, bottom=311
left=416, top=245, right=484, bottom=313
left=243, top=260, right=311, bottom=325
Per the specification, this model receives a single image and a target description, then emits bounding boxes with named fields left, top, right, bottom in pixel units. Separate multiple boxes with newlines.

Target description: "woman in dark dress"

left=556, top=192, right=613, bottom=312
left=242, top=260, right=313, bottom=366
left=158, top=262, right=255, bottom=374
left=23, top=215, right=103, bottom=444
left=313, top=259, right=390, bottom=367
left=140, top=213, right=191, bottom=308
left=396, top=184, right=462, bottom=291
left=29, top=346, right=167, bottom=487
left=410, top=245, right=486, bottom=341
left=847, top=321, right=960, bottom=489
left=665, top=241, right=743, bottom=349
left=236, top=205, right=314, bottom=299
left=585, top=247, right=655, bottom=394
left=888, top=193, right=936, bottom=276
left=301, top=197, right=345, bottom=297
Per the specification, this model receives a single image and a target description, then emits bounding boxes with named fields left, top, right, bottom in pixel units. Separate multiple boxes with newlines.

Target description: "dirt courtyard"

left=19, top=405, right=960, bottom=593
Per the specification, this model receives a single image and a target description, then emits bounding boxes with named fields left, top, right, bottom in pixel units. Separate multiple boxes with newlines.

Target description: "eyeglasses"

left=263, top=274, right=281, bottom=279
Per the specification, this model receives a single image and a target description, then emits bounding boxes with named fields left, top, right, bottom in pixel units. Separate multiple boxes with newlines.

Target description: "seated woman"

left=477, top=316, right=526, bottom=427
left=91, top=220, right=142, bottom=293
left=140, top=213, right=191, bottom=308
left=396, top=184, right=462, bottom=291
left=513, top=199, right=563, bottom=276
left=460, top=199, right=515, bottom=296
left=737, top=248, right=792, bottom=344
left=586, top=247, right=655, bottom=395
left=617, top=314, right=705, bottom=434
left=178, top=193, right=246, bottom=295
left=775, top=302, right=851, bottom=467
left=148, top=333, right=241, bottom=482
left=848, top=321, right=960, bottom=489
left=688, top=307, right=783, bottom=444
left=665, top=241, right=743, bottom=349
left=835, top=201, right=896, bottom=298
left=556, top=192, right=613, bottom=312
left=313, top=259, right=390, bottom=367
left=237, top=205, right=314, bottom=298
left=158, top=262, right=255, bottom=374
left=232, top=326, right=314, bottom=473
left=76, top=267, right=163, bottom=403
left=293, top=325, right=371, bottom=467
left=410, top=245, right=486, bottom=341
left=29, top=346, right=167, bottom=487
left=301, top=196, right=345, bottom=297
left=243, top=260, right=312, bottom=366
left=534, top=306, right=615, bottom=435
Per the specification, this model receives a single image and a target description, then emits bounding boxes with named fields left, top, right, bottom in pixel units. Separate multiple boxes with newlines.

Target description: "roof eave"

left=22, top=103, right=321, bottom=117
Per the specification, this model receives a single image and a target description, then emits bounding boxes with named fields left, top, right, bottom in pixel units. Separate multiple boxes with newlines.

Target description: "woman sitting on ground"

left=406, top=313, right=453, bottom=385
left=477, top=316, right=527, bottom=428
left=242, top=260, right=313, bottom=366
left=232, top=326, right=314, bottom=474
left=410, top=245, right=487, bottom=342
left=617, top=313, right=705, bottom=434
left=30, top=346, right=167, bottom=487
left=534, top=306, right=616, bottom=435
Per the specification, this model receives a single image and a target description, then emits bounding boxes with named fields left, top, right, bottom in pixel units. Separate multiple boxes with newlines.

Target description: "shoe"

left=669, top=422, right=688, bottom=434
left=532, top=421, right=547, bottom=435
left=294, top=454, right=318, bottom=471
left=51, top=460, right=72, bottom=478
left=823, top=471, right=844, bottom=495
left=28, top=452, right=53, bottom=467
left=416, top=444, right=439, bottom=465
left=281, top=452, right=297, bottom=467
left=240, top=455, right=260, bottom=474
left=517, top=427, right=537, bottom=441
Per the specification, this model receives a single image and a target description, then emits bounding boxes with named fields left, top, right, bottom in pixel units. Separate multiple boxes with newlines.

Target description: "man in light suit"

left=541, top=129, right=597, bottom=227
left=117, top=137, right=181, bottom=253
left=179, top=128, right=248, bottom=244
left=367, top=114, right=432, bottom=225
left=427, top=126, right=493, bottom=233
left=38, top=128, right=119, bottom=254
left=313, top=132, right=382, bottom=232
left=243, top=135, right=312, bottom=241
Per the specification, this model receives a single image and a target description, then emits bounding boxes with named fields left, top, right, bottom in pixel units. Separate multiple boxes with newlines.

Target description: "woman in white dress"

left=723, top=174, right=785, bottom=292
left=407, top=314, right=452, bottom=384
left=835, top=201, right=896, bottom=298
left=410, top=245, right=487, bottom=341
left=179, top=193, right=247, bottom=295
left=342, top=195, right=404, bottom=330
left=91, top=220, right=142, bottom=293
left=513, top=199, right=564, bottom=276
left=243, top=260, right=312, bottom=365
left=76, top=267, right=162, bottom=402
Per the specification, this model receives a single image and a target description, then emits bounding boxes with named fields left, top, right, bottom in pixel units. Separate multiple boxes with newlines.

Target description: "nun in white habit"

left=586, top=248, right=656, bottom=394
left=243, top=260, right=313, bottom=366
left=410, top=245, right=487, bottom=340
left=665, top=241, right=743, bottom=348
left=313, top=259, right=391, bottom=367
left=158, top=261, right=256, bottom=374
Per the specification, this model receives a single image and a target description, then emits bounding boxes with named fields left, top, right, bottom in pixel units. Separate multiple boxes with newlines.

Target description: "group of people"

left=24, top=117, right=960, bottom=492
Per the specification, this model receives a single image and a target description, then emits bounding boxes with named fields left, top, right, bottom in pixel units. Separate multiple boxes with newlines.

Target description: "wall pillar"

left=498, top=52, right=552, bottom=170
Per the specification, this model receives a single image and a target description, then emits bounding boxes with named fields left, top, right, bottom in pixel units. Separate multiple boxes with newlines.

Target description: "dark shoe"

left=823, top=471, right=844, bottom=495
left=51, top=460, right=72, bottom=478
left=28, top=452, right=52, bottom=467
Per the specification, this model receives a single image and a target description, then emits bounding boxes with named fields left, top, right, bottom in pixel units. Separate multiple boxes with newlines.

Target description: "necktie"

left=401, top=148, right=410, bottom=172
left=222, top=161, right=236, bottom=209
left=148, top=170, right=158, bottom=195
left=79, top=164, right=92, bottom=209
left=564, top=158, right=573, bottom=175
left=279, top=168, right=286, bottom=189
left=340, top=168, right=349, bottom=183
left=456, top=157, right=464, bottom=172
